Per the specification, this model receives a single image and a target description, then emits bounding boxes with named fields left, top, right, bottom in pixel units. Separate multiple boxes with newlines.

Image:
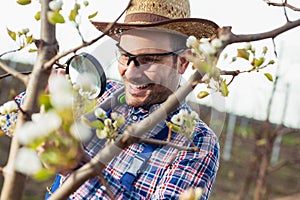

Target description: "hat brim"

left=91, top=18, right=219, bottom=41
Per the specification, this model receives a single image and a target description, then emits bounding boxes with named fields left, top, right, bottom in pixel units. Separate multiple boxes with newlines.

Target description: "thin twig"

left=0, top=48, right=21, bottom=58
left=266, top=1, right=300, bottom=12
left=0, top=71, right=31, bottom=79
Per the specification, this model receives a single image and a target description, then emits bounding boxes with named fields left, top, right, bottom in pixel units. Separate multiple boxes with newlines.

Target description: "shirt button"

left=132, top=115, right=138, bottom=120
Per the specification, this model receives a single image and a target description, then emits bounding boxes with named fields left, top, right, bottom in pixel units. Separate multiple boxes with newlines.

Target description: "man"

left=3, top=0, right=220, bottom=199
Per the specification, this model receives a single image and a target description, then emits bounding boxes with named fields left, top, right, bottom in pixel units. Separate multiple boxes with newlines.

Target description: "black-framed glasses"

left=116, top=43, right=185, bottom=67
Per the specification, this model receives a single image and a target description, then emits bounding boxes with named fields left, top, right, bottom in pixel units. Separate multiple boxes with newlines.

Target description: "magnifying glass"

left=66, top=52, right=107, bottom=99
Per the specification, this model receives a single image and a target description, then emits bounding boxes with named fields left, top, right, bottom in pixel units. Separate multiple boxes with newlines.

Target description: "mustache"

left=122, top=75, right=154, bottom=85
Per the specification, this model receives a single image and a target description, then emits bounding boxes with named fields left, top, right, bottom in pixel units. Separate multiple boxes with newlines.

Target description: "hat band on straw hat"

left=124, top=13, right=170, bottom=24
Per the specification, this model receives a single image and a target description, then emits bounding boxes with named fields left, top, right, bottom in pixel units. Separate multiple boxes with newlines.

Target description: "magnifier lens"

left=67, top=53, right=106, bottom=99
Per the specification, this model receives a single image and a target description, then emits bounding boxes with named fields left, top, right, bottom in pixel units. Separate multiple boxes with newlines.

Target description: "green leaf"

left=268, top=60, right=275, bottom=65
left=197, top=91, right=209, bottom=99
left=28, top=48, right=37, bottom=53
left=221, top=80, right=229, bottom=96
left=166, top=122, right=181, bottom=133
left=47, top=11, right=65, bottom=24
left=83, top=1, right=89, bottom=6
left=254, top=57, right=265, bottom=67
left=33, top=168, right=54, bottom=181
left=69, top=9, right=78, bottom=21
left=34, top=11, right=41, bottom=21
left=39, top=94, right=53, bottom=111
left=7, top=28, right=16, bottom=41
left=88, top=11, right=98, bottom=19
left=264, top=73, right=273, bottom=82
left=16, top=0, right=31, bottom=5
left=262, top=46, right=268, bottom=55
left=81, top=116, right=104, bottom=129
left=26, top=35, right=34, bottom=44
left=237, top=49, right=250, bottom=60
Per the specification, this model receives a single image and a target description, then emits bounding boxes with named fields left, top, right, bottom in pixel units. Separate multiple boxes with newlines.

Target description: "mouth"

left=128, top=83, right=154, bottom=95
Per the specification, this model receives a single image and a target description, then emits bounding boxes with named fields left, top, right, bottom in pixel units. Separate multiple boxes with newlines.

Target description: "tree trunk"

left=0, top=1, right=58, bottom=199
left=236, top=130, right=262, bottom=200
left=253, top=123, right=274, bottom=200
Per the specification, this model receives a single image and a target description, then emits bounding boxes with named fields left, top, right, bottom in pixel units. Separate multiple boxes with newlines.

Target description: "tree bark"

left=0, top=1, right=58, bottom=199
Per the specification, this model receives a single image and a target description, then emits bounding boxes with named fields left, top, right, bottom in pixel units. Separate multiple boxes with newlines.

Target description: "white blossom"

left=171, top=114, right=184, bottom=126
left=16, top=111, right=62, bottom=145
left=199, top=41, right=216, bottom=55
left=15, top=147, right=42, bottom=175
left=74, top=73, right=99, bottom=99
left=96, top=129, right=108, bottom=139
left=186, top=35, right=197, bottom=48
left=104, top=118, right=112, bottom=127
left=211, top=38, right=222, bottom=49
left=49, top=0, right=63, bottom=11
left=0, top=101, right=18, bottom=114
left=49, top=74, right=73, bottom=109
left=94, top=107, right=106, bottom=119
left=190, top=110, right=199, bottom=120
left=15, top=122, right=40, bottom=145
left=70, top=122, right=92, bottom=142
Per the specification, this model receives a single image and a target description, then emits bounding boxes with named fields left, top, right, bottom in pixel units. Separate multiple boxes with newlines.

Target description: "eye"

left=139, top=55, right=160, bottom=63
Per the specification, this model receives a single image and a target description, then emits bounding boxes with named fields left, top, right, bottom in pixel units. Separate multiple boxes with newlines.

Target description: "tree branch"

left=0, top=60, right=28, bottom=84
left=48, top=70, right=203, bottom=200
left=219, top=18, right=300, bottom=51
left=268, top=158, right=300, bottom=174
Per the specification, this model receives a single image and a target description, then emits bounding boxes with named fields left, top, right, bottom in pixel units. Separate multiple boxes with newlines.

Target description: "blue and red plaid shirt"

left=1, top=80, right=219, bottom=200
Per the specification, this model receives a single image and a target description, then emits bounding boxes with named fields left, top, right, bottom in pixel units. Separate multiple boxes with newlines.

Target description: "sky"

left=0, top=0, right=300, bottom=128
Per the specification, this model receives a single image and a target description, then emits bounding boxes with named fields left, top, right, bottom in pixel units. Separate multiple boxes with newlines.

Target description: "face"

left=118, top=29, right=189, bottom=108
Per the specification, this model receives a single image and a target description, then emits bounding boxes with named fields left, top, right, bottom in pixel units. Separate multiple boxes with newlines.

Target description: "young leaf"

left=7, top=28, right=16, bottom=41
left=28, top=49, right=37, bottom=53
left=34, top=11, right=41, bottom=21
left=69, top=9, right=78, bottom=21
left=254, top=57, right=265, bottom=67
left=197, top=91, right=209, bottom=99
left=221, top=80, right=229, bottom=97
left=17, top=0, right=31, bottom=5
left=47, top=11, right=65, bottom=24
left=26, top=35, right=34, bottom=44
left=88, top=11, right=98, bottom=19
left=264, top=73, right=273, bottom=82
left=237, top=48, right=250, bottom=60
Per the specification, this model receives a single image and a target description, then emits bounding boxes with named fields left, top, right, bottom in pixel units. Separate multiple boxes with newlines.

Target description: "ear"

left=177, top=49, right=191, bottom=74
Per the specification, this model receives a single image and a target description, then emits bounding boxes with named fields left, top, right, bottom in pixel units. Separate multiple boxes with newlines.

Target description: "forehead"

left=119, top=28, right=181, bottom=52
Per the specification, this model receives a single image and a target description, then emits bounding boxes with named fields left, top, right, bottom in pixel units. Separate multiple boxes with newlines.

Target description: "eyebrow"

left=116, top=43, right=185, bottom=56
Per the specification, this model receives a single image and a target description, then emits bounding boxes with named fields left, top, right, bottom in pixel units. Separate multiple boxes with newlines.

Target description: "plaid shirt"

left=1, top=80, right=219, bottom=200
left=63, top=80, right=219, bottom=200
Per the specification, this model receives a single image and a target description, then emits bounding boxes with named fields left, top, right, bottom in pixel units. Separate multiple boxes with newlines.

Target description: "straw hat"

left=91, top=0, right=219, bottom=40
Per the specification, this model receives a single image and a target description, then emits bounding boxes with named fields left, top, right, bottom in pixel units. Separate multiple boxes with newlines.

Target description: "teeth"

left=132, top=84, right=150, bottom=89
